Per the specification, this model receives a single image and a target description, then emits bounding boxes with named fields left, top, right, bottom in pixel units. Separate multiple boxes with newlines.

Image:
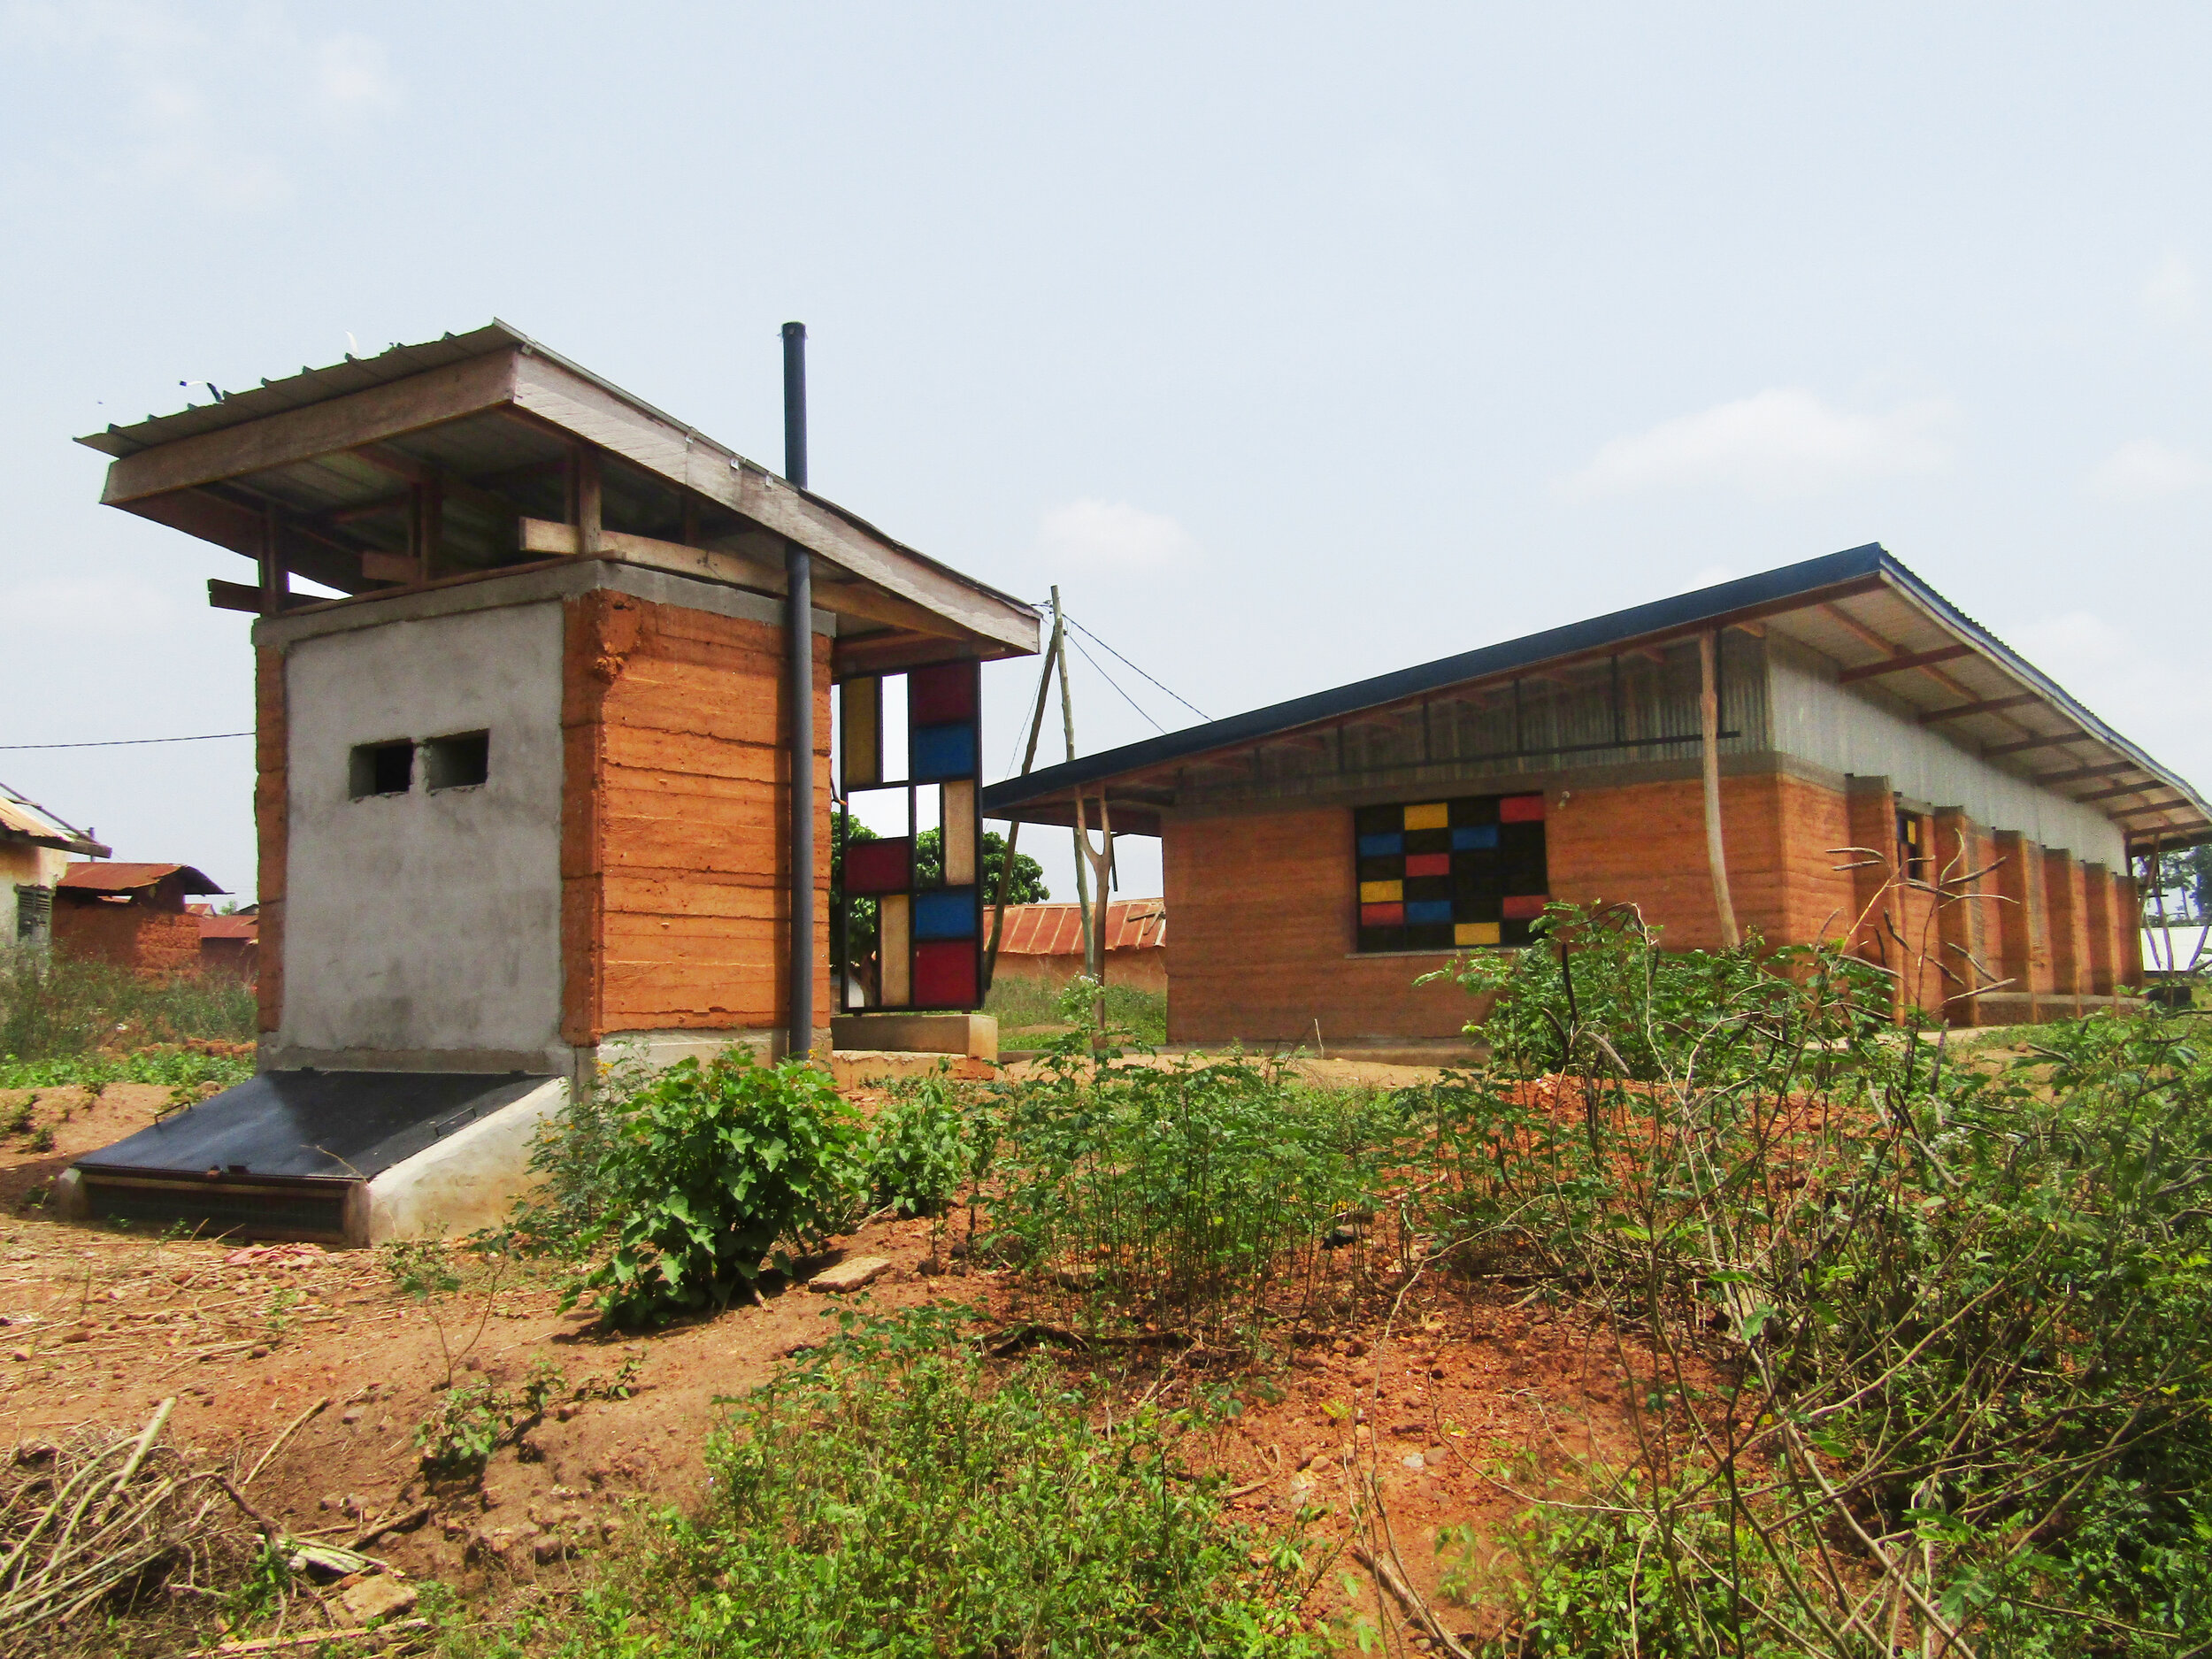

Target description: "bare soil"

left=0, top=1075, right=1677, bottom=1651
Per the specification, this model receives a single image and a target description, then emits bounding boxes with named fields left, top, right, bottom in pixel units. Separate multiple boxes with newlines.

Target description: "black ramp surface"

left=76, top=1071, right=553, bottom=1182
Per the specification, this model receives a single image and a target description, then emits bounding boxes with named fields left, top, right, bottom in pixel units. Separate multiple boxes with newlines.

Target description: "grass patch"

left=986, top=972, right=1168, bottom=1045
left=0, top=946, right=254, bottom=1069
left=442, top=1308, right=1325, bottom=1657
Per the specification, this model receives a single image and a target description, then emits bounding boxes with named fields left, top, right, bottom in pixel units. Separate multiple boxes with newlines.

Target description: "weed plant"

left=989, top=993, right=1398, bottom=1340
left=987, top=971, right=1169, bottom=1044
left=862, top=1069, right=973, bottom=1219
left=0, top=946, right=254, bottom=1066
left=1415, top=902, right=2212, bottom=1657
left=438, top=1307, right=1325, bottom=1657
left=560, top=1048, right=864, bottom=1327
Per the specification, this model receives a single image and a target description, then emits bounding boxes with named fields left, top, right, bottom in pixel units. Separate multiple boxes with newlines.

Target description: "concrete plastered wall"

left=276, top=600, right=566, bottom=1070
left=1765, top=634, right=2126, bottom=864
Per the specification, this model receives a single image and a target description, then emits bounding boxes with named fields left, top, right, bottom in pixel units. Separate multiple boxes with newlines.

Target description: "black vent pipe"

left=782, top=322, right=814, bottom=1062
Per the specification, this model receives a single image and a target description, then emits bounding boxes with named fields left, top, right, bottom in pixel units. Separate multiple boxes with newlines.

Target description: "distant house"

left=189, top=904, right=259, bottom=980
left=55, top=863, right=227, bottom=973
left=1, top=786, right=109, bottom=950
left=988, top=898, right=1169, bottom=994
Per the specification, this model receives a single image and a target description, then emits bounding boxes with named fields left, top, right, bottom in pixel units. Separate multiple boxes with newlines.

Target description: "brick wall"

left=54, top=904, right=200, bottom=973
left=560, top=590, right=832, bottom=1044
left=1161, top=769, right=1863, bottom=1046
left=2044, top=849, right=2087, bottom=1010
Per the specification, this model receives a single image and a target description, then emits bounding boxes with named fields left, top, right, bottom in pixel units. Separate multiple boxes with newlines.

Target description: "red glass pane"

left=1360, top=902, right=1405, bottom=926
left=1499, top=795, right=1546, bottom=823
left=845, top=837, right=912, bottom=895
left=913, top=940, right=977, bottom=1007
left=1403, top=852, right=1450, bottom=878
left=908, top=663, right=978, bottom=724
left=1502, top=894, right=1548, bottom=919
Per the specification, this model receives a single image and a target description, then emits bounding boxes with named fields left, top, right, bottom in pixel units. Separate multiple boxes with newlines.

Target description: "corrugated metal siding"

left=1765, top=634, right=2127, bottom=863
left=1189, top=636, right=1770, bottom=808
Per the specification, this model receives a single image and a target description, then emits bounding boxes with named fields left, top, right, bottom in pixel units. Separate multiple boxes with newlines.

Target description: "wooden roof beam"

left=2033, top=760, right=2144, bottom=787
left=1921, top=693, right=2042, bottom=725
left=1984, top=731, right=2093, bottom=757
left=1820, top=602, right=1904, bottom=657
left=1835, top=643, right=1974, bottom=685
left=2076, top=781, right=2179, bottom=806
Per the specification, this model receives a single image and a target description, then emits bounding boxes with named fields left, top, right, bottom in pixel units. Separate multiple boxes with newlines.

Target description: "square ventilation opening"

left=423, top=731, right=490, bottom=791
left=349, top=740, right=415, bottom=799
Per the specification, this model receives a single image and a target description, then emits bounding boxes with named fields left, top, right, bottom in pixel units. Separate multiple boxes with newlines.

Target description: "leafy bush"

left=1417, top=904, right=2212, bottom=1656
left=443, top=1308, right=1322, bottom=1656
left=861, top=1070, right=972, bottom=1218
left=0, top=946, right=255, bottom=1065
left=985, top=971, right=1169, bottom=1044
left=563, top=1048, right=864, bottom=1327
left=415, top=1362, right=565, bottom=1478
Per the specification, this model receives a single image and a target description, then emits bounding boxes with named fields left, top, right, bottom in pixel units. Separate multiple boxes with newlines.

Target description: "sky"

left=1, top=2, right=2206, bottom=908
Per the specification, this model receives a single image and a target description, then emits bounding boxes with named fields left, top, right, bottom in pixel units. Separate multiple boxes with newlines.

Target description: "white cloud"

left=316, top=33, right=395, bottom=115
left=2143, top=254, right=2199, bottom=331
left=1037, top=499, right=1200, bottom=569
left=1565, top=388, right=1957, bottom=499
left=2088, top=438, right=2211, bottom=503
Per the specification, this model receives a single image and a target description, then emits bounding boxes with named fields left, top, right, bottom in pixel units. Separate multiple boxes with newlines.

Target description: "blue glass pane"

left=1357, top=833, right=1404, bottom=857
left=911, top=722, right=976, bottom=780
left=1405, top=899, right=1453, bottom=926
left=1450, top=825, right=1499, bottom=850
left=914, top=887, right=978, bottom=940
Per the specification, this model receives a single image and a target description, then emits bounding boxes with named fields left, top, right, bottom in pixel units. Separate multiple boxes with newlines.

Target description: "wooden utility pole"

left=1056, top=588, right=1095, bottom=980
left=1699, top=630, right=1740, bottom=949
left=983, top=609, right=1064, bottom=993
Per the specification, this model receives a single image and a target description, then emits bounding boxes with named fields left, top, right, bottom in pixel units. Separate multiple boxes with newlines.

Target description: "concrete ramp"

left=58, top=1071, right=566, bottom=1247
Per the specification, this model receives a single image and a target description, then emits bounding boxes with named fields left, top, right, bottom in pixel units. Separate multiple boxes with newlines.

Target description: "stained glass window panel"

left=1350, top=789, right=1548, bottom=952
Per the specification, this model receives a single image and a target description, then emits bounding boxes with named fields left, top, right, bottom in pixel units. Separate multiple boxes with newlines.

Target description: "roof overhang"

left=79, top=322, right=1039, bottom=674
left=983, top=544, right=2210, bottom=852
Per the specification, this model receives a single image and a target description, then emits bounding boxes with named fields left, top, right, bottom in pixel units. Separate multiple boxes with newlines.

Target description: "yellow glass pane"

left=1402, top=803, right=1448, bottom=831
left=941, top=780, right=977, bottom=885
left=879, top=894, right=910, bottom=1006
left=1358, top=879, right=1403, bottom=903
left=841, top=679, right=880, bottom=789
left=1455, top=922, right=1501, bottom=946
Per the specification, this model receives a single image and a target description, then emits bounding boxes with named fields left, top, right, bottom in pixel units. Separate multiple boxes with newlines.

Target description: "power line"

left=1066, top=631, right=1168, bottom=734
left=1028, top=600, right=1211, bottom=724
left=0, top=732, right=253, bottom=751
left=1066, top=615, right=1211, bottom=722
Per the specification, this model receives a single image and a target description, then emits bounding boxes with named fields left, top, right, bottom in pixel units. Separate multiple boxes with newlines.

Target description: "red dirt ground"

left=0, top=1073, right=1693, bottom=1649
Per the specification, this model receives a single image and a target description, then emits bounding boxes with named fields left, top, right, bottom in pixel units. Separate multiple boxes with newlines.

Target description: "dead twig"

left=1352, top=1542, right=1476, bottom=1659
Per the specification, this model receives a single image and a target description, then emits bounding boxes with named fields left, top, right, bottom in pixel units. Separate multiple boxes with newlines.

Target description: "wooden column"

left=1697, top=631, right=1740, bottom=948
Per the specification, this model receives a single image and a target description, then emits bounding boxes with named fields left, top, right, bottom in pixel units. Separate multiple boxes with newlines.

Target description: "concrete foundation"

left=831, top=1012, right=997, bottom=1060
left=348, top=1076, right=568, bottom=1245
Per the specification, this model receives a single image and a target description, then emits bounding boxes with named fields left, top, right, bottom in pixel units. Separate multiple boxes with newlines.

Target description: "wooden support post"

left=1698, top=630, right=1740, bottom=949
left=984, top=615, right=1063, bottom=994
left=574, top=448, right=603, bottom=556
left=257, top=501, right=288, bottom=617
left=1054, top=587, right=1094, bottom=983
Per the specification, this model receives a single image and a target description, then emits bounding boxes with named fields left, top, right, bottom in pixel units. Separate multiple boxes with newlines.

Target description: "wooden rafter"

left=1984, top=731, right=2092, bottom=757
left=2032, top=760, right=2143, bottom=787
left=1920, top=693, right=2041, bottom=725
left=2076, top=780, right=2177, bottom=806
left=1835, top=643, right=1974, bottom=685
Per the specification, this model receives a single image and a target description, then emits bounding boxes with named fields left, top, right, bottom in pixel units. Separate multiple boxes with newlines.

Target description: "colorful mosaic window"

left=837, top=661, right=984, bottom=1012
left=1353, top=792, right=1548, bottom=953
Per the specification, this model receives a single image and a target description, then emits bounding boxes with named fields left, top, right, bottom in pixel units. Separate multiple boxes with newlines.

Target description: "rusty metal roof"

left=0, top=783, right=108, bottom=856
left=989, top=899, right=1166, bottom=956
left=196, top=912, right=257, bottom=941
left=59, top=862, right=225, bottom=896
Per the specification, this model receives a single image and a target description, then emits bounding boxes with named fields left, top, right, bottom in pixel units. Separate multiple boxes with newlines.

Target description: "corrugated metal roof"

left=989, top=899, right=1166, bottom=956
left=982, top=545, right=2211, bottom=849
left=196, top=912, right=257, bottom=941
left=59, top=862, right=225, bottom=895
left=0, top=783, right=107, bottom=856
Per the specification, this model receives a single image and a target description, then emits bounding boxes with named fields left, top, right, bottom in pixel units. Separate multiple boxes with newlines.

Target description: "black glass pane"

left=1403, top=874, right=1451, bottom=904
left=1358, top=856, right=1406, bottom=883
left=1403, top=827, right=1451, bottom=856
left=1354, top=804, right=1402, bottom=835
left=1406, top=922, right=1455, bottom=951
left=1358, top=926, right=1406, bottom=954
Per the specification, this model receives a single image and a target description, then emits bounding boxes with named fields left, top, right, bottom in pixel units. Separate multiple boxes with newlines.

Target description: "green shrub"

left=443, top=1309, right=1322, bottom=1656
left=985, top=970, right=1169, bottom=1045
left=563, top=1049, right=864, bottom=1327
left=861, top=1070, right=973, bottom=1218
left=991, top=1033, right=1397, bottom=1338
left=1417, top=905, right=2212, bottom=1656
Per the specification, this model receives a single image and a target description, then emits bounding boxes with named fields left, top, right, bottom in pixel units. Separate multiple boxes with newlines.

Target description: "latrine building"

left=62, top=323, right=1033, bottom=1243
left=984, top=547, right=2209, bottom=1043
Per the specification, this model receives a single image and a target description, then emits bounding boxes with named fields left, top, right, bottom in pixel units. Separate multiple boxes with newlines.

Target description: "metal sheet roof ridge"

left=1869, top=553, right=2211, bottom=826
left=983, top=543, right=1890, bottom=810
left=75, top=323, right=529, bottom=457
